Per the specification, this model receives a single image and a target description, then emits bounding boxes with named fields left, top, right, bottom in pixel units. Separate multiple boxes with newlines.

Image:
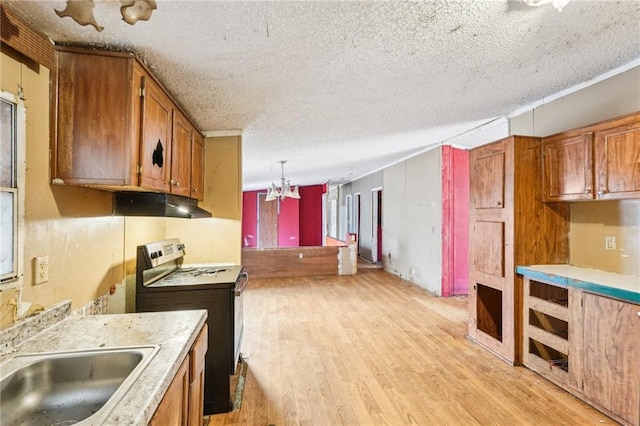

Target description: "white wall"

left=510, top=66, right=640, bottom=136
left=383, top=147, right=443, bottom=295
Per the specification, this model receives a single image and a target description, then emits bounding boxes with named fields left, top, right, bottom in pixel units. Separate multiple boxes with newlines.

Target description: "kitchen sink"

left=0, top=345, right=159, bottom=426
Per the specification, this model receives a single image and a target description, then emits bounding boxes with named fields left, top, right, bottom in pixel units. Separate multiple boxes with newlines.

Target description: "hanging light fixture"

left=265, top=160, right=301, bottom=202
left=524, top=0, right=570, bottom=12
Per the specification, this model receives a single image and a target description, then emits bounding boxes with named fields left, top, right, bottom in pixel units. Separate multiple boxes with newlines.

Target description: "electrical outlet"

left=34, top=256, right=48, bottom=285
left=605, top=236, right=616, bottom=251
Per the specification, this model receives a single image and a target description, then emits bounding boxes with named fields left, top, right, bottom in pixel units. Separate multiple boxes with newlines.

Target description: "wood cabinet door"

left=55, top=51, right=135, bottom=185
left=594, top=122, right=640, bottom=200
left=188, top=325, right=207, bottom=426
left=151, top=356, right=190, bottom=425
left=542, top=133, right=593, bottom=201
left=191, top=131, right=205, bottom=201
left=171, top=110, right=193, bottom=197
left=582, top=293, right=640, bottom=425
left=140, top=76, right=173, bottom=193
left=471, top=142, right=505, bottom=209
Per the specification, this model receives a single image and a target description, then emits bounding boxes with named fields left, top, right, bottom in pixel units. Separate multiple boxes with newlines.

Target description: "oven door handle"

left=235, top=272, right=249, bottom=296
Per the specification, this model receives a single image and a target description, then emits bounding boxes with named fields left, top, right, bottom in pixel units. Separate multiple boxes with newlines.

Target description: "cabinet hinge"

left=139, top=87, right=145, bottom=98
left=137, top=165, right=142, bottom=175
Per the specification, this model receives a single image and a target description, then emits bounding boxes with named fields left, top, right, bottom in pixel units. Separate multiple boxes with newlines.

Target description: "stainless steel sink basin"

left=0, top=345, right=159, bottom=426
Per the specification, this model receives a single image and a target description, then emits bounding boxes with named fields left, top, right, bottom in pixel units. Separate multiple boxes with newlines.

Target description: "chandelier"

left=265, top=161, right=301, bottom=202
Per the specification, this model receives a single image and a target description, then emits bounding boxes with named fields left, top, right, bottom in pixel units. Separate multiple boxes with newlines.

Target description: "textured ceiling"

left=6, top=0, right=640, bottom=190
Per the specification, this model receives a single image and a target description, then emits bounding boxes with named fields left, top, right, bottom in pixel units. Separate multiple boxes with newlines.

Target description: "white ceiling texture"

left=6, top=0, right=640, bottom=190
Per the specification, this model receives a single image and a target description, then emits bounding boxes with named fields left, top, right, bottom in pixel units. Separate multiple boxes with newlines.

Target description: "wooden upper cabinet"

left=191, top=131, right=205, bottom=201
left=542, top=133, right=593, bottom=201
left=471, top=141, right=506, bottom=209
left=594, top=121, right=640, bottom=200
left=170, top=110, right=193, bottom=197
left=542, top=111, right=640, bottom=202
left=54, top=47, right=204, bottom=200
left=140, top=75, right=173, bottom=193
left=55, top=49, right=139, bottom=185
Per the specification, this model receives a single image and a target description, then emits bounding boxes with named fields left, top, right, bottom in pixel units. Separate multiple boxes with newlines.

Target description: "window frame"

left=1, top=90, right=26, bottom=285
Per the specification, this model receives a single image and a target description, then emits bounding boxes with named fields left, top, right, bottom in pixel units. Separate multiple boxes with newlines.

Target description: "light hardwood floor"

left=208, top=269, right=615, bottom=426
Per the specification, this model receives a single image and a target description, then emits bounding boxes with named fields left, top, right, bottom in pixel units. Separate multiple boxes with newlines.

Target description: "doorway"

left=371, top=188, right=383, bottom=263
left=354, top=193, right=361, bottom=256
left=258, top=193, right=278, bottom=248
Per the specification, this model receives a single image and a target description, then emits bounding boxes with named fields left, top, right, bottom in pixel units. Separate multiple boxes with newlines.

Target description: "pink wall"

left=242, top=191, right=260, bottom=247
left=241, top=185, right=324, bottom=248
left=278, top=197, right=300, bottom=247
left=441, top=146, right=470, bottom=296
left=452, top=148, right=470, bottom=295
left=299, top=185, right=324, bottom=246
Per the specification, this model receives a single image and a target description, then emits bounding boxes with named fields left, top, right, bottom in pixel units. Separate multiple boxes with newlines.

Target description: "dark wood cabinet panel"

left=188, top=325, right=207, bottom=426
left=170, top=110, right=193, bottom=197
left=595, top=122, right=640, bottom=200
left=55, top=50, right=138, bottom=185
left=150, top=355, right=189, bottom=425
left=472, top=221, right=504, bottom=278
left=191, top=132, right=205, bottom=201
left=543, top=133, right=593, bottom=201
left=139, top=76, right=173, bottom=193
left=472, top=148, right=505, bottom=209
left=582, top=293, right=640, bottom=426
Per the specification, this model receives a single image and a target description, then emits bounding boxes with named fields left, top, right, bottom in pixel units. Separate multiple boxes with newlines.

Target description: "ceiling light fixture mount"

left=524, top=0, right=570, bottom=12
left=265, top=161, right=301, bottom=202
left=55, top=0, right=157, bottom=32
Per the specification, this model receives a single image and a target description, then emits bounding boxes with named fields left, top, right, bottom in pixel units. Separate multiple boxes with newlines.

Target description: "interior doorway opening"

left=371, top=188, right=383, bottom=263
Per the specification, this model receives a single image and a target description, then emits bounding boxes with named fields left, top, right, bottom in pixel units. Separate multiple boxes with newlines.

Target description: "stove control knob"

left=150, top=252, right=156, bottom=259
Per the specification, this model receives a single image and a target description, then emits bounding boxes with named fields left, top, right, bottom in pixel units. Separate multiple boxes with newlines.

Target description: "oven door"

left=232, top=272, right=249, bottom=374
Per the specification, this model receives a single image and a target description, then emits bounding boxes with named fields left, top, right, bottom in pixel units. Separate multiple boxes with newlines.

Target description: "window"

left=1, top=92, right=25, bottom=282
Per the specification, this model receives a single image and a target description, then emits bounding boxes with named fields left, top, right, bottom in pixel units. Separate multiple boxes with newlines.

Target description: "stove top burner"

left=177, top=267, right=230, bottom=276
left=144, top=265, right=244, bottom=288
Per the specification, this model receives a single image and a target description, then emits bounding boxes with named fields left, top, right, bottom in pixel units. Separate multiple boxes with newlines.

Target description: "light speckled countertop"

left=0, top=310, right=207, bottom=425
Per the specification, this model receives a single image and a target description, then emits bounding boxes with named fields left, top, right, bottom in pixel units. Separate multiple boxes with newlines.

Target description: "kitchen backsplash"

left=0, top=300, right=71, bottom=356
left=570, top=199, right=640, bottom=276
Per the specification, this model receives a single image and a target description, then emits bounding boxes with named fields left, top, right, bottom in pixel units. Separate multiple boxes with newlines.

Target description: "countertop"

left=516, top=264, right=640, bottom=304
left=0, top=309, right=207, bottom=425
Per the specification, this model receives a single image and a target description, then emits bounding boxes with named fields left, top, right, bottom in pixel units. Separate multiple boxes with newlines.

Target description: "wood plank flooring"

left=207, top=269, right=615, bottom=425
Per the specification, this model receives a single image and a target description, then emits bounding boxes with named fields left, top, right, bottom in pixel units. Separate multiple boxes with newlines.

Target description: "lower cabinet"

left=150, top=356, right=190, bottom=425
left=522, top=277, right=571, bottom=387
left=151, top=324, right=208, bottom=425
left=188, top=325, right=208, bottom=426
left=580, top=293, right=640, bottom=426
left=523, top=276, right=640, bottom=426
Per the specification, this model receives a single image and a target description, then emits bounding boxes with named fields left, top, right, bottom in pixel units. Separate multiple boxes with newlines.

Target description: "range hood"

left=113, top=192, right=212, bottom=219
